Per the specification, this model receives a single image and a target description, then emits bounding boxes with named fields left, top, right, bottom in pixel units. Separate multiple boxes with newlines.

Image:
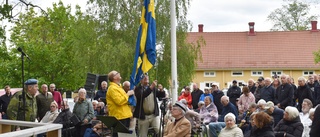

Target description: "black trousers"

left=112, top=118, right=131, bottom=137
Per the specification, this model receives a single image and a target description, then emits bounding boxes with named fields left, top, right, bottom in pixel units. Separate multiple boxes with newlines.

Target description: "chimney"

left=198, top=24, right=204, bottom=32
left=311, top=21, right=318, bottom=32
left=248, top=22, right=255, bottom=36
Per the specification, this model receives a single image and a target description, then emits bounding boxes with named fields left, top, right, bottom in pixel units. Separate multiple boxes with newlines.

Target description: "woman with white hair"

left=73, top=88, right=95, bottom=137
left=274, top=106, right=303, bottom=137
left=218, top=113, right=243, bottom=137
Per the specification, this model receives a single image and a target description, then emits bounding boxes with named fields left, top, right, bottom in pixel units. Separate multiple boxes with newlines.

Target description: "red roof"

left=187, top=30, right=320, bottom=70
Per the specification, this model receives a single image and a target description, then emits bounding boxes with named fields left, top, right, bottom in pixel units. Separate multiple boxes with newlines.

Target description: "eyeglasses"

left=50, top=106, right=56, bottom=108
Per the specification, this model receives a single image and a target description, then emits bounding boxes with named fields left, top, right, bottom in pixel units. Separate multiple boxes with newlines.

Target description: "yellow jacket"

left=106, top=82, right=132, bottom=120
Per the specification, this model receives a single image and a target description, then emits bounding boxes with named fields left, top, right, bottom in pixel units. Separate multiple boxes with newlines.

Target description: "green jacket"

left=73, top=99, right=94, bottom=122
left=36, top=92, right=53, bottom=121
left=7, top=91, right=37, bottom=122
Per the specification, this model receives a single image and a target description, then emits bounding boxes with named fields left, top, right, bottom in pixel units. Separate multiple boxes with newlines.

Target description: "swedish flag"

left=130, top=0, right=156, bottom=91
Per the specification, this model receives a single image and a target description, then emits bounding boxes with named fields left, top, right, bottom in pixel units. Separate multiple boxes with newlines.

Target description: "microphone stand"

left=21, top=53, right=26, bottom=121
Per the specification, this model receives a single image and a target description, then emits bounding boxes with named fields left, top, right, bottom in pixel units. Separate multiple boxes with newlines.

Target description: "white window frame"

left=231, top=71, right=243, bottom=76
left=302, top=71, right=314, bottom=76
left=204, top=71, right=216, bottom=77
left=204, top=81, right=218, bottom=87
left=270, top=71, right=283, bottom=77
left=251, top=71, right=263, bottom=76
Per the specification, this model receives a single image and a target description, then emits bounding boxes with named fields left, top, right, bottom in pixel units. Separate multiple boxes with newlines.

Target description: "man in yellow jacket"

left=106, top=70, right=134, bottom=136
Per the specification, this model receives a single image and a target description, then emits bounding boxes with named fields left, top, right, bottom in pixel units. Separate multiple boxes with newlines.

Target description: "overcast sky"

left=9, top=0, right=320, bottom=33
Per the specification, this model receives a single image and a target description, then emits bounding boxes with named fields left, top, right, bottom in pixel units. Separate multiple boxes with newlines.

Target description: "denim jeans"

left=208, top=122, right=226, bottom=137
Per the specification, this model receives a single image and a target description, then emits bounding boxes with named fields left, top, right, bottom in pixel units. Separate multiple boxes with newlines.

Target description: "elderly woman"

left=274, top=106, right=303, bottom=137
left=40, top=101, right=59, bottom=123
left=199, top=87, right=214, bottom=102
left=295, top=77, right=314, bottom=112
left=73, top=88, right=95, bottom=137
left=256, top=99, right=266, bottom=112
left=238, top=86, right=255, bottom=112
left=200, top=96, right=218, bottom=124
left=249, top=112, right=274, bottom=137
left=299, top=99, right=313, bottom=137
left=218, top=113, right=243, bottom=137
left=164, top=101, right=191, bottom=137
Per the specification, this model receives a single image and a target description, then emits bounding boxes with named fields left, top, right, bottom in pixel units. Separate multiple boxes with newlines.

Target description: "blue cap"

left=24, top=79, right=38, bottom=85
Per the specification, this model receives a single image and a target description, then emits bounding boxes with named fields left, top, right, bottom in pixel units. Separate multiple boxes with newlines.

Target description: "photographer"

left=133, top=73, right=166, bottom=137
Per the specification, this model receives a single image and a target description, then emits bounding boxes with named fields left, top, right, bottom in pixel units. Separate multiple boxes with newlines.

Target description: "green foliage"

left=1, top=0, right=204, bottom=92
left=267, top=0, right=318, bottom=31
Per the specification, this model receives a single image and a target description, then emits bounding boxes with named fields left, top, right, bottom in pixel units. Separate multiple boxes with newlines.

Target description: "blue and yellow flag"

left=129, top=0, right=156, bottom=104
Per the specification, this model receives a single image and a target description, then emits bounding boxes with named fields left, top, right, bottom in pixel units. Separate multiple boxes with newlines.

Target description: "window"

left=271, top=71, right=282, bottom=78
left=204, top=82, right=219, bottom=88
left=303, top=71, right=314, bottom=76
left=251, top=71, right=263, bottom=76
left=204, top=71, right=216, bottom=77
left=231, top=71, right=243, bottom=76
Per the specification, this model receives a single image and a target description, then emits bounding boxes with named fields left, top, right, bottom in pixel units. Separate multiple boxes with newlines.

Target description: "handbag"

left=70, top=114, right=81, bottom=126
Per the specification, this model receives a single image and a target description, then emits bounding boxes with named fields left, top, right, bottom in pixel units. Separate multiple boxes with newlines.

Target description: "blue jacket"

left=199, top=93, right=214, bottom=102
left=218, top=102, right=238, bottom=122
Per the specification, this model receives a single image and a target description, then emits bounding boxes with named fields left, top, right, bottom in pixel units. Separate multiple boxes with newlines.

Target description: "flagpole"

left=170, top=0, right=178, bottom=104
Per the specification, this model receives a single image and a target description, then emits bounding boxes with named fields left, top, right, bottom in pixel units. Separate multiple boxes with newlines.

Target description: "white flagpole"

left=170, top=0, right=178, bottom=104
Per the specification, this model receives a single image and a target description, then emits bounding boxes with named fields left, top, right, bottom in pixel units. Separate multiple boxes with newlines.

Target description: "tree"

left=86, top=0, right=204, bottom=90
left=267, top=0, right=318, bottom=31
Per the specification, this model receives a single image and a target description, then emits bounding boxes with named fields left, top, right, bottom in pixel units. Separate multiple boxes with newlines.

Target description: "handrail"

left=0, top=119, right=62, bottom=137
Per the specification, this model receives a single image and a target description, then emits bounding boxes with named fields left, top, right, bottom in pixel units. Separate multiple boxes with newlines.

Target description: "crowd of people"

left=1, top=72, right=320, bottom=137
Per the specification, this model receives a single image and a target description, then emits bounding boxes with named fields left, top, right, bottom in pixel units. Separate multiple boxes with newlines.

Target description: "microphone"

left=17, top=47, right=30, bottom=60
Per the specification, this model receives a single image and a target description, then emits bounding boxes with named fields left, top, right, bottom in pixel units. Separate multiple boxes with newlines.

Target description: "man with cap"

left=211, top=83, right=224, bottom=114
left=264, top=101, right=284, bottom=127
left=164, top=101, right=191, bottom=137
left=7, top=79, right=38, bottom=127
left=227, top=80, right=241, bottom=107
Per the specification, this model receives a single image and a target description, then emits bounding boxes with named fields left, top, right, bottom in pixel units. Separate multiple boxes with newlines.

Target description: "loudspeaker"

left=84, top=73, right=98, bottom=98
left=98, top=75, right=108, bottom=90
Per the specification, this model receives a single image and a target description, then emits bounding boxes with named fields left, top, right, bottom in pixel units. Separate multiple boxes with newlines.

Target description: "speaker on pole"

left=84, top=73, right=98, bottom=99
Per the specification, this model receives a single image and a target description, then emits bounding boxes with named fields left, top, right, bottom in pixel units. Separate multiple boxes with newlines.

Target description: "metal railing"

left=0, top=119, right=62, bottom=137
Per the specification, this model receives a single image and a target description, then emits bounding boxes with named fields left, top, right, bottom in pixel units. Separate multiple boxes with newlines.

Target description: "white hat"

left=264, top=101, right=274, bottom=110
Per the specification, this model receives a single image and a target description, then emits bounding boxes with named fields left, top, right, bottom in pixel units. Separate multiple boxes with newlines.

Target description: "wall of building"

left=193, top=70, right=320, bottom=90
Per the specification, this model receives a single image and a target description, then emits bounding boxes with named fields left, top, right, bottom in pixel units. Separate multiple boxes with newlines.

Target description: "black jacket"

left=212, top=90, right=224, bottom=114
left=227, top=86, right=241, bottom=107
left=310, top=106, right=320, bottom=137
left=0, top=93, right=12, bottom=113
left=274, top=116, right=303, bottom=137
left=260, top=85, right=276, bottom=102
left=294, top=85, right=313, bottom=112
left=250, top=123, right=275, bottom=137
left=53, top=108, right=73, bottom=128
left=191, top=89, right=203, bottom=109
left=275, top=83, right=294, bottom=109
left=133, top=85, right=165, bottom=120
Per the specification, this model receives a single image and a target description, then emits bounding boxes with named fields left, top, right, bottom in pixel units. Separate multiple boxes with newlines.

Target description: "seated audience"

left=218, top=113, right=243, bottom=137
left=310, top=106, right=320, bottom=137
left=264, top=101, right=284, bottom=127
left=40, top=101, right=59, bottom=123
left=299, top=99, right=313, bottom=137
left=274, top=106, right=303, bottom=137
left=256, top=99, right=266, bottom=112
left=199, top=96, right=218, bottom=124
left=164, top=101, right=191, bottom=137
left=238, top=86, right=255, bottom=112
left=199, top=87, right=214, bottom=102
left=249, top=112, right=274, bottom=137
left=178, top=86, right=193, bottom=109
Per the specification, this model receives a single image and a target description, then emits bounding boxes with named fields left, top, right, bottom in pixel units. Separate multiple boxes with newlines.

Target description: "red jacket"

left=178, top=92, right=193, bottom=109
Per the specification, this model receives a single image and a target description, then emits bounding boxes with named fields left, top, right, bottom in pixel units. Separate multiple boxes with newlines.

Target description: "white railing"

left=0, top=119, right=62, bottom=137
